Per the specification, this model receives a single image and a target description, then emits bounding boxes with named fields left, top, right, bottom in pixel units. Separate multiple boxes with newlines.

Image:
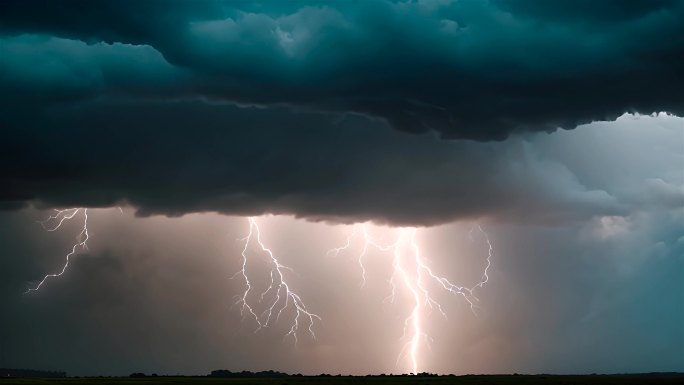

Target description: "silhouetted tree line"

left=210, top=369, right=288, bottom=378
left=208, top=370, right=442, bottom=378
left=1, top=368, right=66, bottom=378
left=129, top=372, right=158, bottom=377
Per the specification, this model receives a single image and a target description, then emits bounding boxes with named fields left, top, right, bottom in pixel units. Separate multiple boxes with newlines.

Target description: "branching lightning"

left=25, top=208, right=89, bottom=293
left=233, top=217, right=321, bottom=345
left=26, top=208, right=494, bottom=374
left=25, top=207, right=126, bottom=293
left=325, top=223, right=494, bottom=374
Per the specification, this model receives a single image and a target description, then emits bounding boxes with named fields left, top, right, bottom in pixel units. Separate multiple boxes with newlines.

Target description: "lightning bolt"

left=233, top=217, right=321, bottom=345
left=25, top=208, right=89, bottom=293
left=26, top=209, right=493, bottom=374
left=470, top=224, right=493, bottom=291
left=326, top=223, right=494, bottom=374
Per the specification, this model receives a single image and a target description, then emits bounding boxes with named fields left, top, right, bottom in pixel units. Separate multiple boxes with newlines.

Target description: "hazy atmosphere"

left=0, top=0, right=682, bottom=377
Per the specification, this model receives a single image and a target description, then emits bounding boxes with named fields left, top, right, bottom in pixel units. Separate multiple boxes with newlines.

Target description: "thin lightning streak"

left=234, top=217, right=321, bottom=345
left=471, top=224, right=493, bottom=290
left=26, top=207, right=125, bottom=294
left=410, top=230, right=448, bottom=319
left=327, top=223, right=400, bottom=288
left=37, top=208, right=80, bottom=231
left=25, top=208, right=89, bottom=293
left=326, top=224, right=357, bottom=258
left=232, top=219, right=261, bottom=329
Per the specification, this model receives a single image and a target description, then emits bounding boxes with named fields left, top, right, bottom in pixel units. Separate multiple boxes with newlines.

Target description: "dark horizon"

left=3, top=366, right=684, bottom=378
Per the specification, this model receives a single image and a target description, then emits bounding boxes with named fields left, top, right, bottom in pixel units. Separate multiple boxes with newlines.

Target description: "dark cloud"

left=0, top=0, right=682, bottom=223
left=0, top=0, right=222, bottom=45
left=0, top=98, right=607, bottom=222
left=492, top=0, right=680, bottom=21
left=1, top=91, right=681, bottom=225
left=1, top=0, right=683, bottom=139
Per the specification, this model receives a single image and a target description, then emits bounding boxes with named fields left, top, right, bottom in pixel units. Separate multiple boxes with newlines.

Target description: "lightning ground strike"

left=236, top=218, right=495, bottom=374
left=26, top=210, right=494, bottom=374
left=326, top=223, right=494, bottom=373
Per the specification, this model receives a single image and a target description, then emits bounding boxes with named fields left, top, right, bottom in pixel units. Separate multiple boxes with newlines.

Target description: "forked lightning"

left=233, top=217, right=321, bottom=345
left=326, top=223, right=494, bottom=374
left=25, top=208, right=89, bottom=293
left=26, top=210, right=494, bottom=374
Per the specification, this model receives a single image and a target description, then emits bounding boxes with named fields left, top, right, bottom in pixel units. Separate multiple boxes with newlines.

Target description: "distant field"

left=2, top=374, right=684, bottom=385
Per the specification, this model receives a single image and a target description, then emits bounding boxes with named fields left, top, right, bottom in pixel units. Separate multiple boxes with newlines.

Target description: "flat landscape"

left=2, top=374, right=684, bottom=385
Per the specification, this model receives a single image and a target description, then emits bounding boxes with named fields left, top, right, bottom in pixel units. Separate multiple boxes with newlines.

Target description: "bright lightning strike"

left=327, top=223, right=494, bottom=374
left=233, top=217, right=321, bottom=345
left=25, top=208, right=90, bottom=293
left=26, top=209, right=493, bottom=374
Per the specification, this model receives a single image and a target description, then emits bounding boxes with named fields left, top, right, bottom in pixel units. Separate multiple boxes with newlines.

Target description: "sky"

left=0, top=0, right=683, bottom=377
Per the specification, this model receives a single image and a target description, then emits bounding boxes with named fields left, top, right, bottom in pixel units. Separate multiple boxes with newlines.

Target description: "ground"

left=2, top=374, right=684, bottom=385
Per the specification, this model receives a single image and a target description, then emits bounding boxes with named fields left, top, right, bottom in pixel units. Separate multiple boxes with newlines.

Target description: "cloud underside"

left=2, top=100, right=681, bottom=225
left=0, top=0, right=682, bottom=224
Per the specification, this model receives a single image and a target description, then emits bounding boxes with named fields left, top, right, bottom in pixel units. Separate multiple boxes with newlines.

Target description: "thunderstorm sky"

left=0, top=0, right=683, bottom=377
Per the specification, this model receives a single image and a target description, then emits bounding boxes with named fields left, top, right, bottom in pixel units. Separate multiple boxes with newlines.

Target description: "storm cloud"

left=2, top=0, right=683, bottom=136
left=0, top=0, right=683, bottom=224
left=1, top=1, right=682, bottom=376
